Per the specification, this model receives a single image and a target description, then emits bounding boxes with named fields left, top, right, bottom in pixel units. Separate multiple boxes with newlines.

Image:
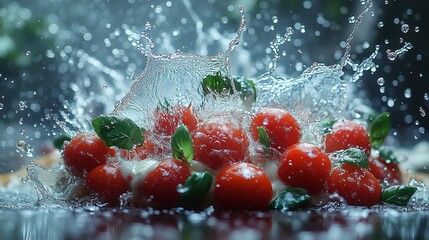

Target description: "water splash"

left=112, top=6, right=247, bottom=128
left=386, top=42, right=413, bottom=61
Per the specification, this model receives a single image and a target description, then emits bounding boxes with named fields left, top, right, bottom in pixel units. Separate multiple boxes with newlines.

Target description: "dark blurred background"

left=0, top=0, right=428, bottom=172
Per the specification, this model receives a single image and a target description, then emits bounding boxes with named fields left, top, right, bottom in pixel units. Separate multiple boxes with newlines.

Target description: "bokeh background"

left=1, top=0, right=428, bottom=172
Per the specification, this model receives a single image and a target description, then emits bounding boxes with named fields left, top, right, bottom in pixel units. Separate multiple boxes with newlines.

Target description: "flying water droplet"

left=348, top=16, right=356, bottom=24
left=386, top=42, right=413, bottom=61
left=377, top=77, right=385, bottom=86
left=0, top=103, right=3, bottom=110
left=19, top=101, right=27, bottom=111
left=415, top=26, right=420, bottom=32
left=401, top=24, right=409, bottom=33
left=25, top=51, right=31, bottom=56
left=377, top=21, right=384, bottom=28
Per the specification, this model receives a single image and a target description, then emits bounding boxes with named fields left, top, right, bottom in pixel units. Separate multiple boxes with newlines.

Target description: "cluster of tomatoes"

left=62, top=104, right=402, bottom=210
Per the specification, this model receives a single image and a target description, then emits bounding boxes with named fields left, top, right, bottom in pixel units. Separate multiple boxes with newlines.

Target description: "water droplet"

left=424, top=93, right=429, bottom=101
left=386, top=49, right=396, bottom=61
left=377, top=77, right=385, bottom=86
left=63, top=100, right=69, bottom=109
left=377, top=21, right=384, bottom=28
left=384, top=39, right=389, bottom=44
left=404, top=88, right=412, bottom=98
left=18, top=117, right=24, bottom=125
left=0, top=103, right=3, bottom=110
left=385, top=0, right=389, bottom=4
left=419, top=107, right=426, bottom=117
left=401, top=24, right=409, bottom=33
left=16, top=140, right=27, bottom=152
left=415, top=26, right=420, bottom=32
left=348, top=16, right=356, bottom=24
left=18, top=101, right=27, bottom=111
left=25, top=51, right=31, bottom=56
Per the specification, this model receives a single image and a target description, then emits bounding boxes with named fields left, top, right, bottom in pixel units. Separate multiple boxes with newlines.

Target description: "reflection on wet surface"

left=1, top=207, right=429, bottom=240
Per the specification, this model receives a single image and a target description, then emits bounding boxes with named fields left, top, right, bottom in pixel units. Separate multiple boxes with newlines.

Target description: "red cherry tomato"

left=121, top=138, right=156, bottom=160
left=249, top=108, right=301, bottom=153
left=325, top=119, right=371, bottom=157
left=214, top=162, right=273, bottom=210
left=136, top=158, right=191, bottom=209
left=328, top=164, right=382, bottom=206
left=63, top=134, right=116, bottom=178
left=86, top=163, right=130, bottom=205
left=278, top=143, right=332, bottom=195
left=154, top=104, right=198, bottom=136
left=193, top=119, right=250, bottom=170
left=369, top=157, right=402, bottom=186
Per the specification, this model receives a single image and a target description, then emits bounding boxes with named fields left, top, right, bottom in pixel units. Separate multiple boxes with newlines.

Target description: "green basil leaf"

left=370, top=112, right=391, bottom=149
left=378, top=146, right=398, bottom=163
left=381, top=185, right=417, bottom=206
left=53, top=135, right=71, bottom=150
left=202, top=72, right=257, bottom=102
left=179, top=171, right=213, bottom=208
left=257, top=126, right=270, bottom=156
left=234, top=76, right=257, bottom=102
left=171, top=125, right=194, bottom=163
left=270, top=188, right=311, bottom=211
left=320, top=119, right=336, bottom=135
left=202, top=71, right=231, bottom=95
left=331, top=148, right=369, bottom=169
left=92, top=115, right=145, bottom=150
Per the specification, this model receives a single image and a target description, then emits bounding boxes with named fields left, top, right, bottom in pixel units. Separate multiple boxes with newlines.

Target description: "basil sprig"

left=92, top=115, right=145, bottom=150
left=202, top=71, right=256, bottom=102
left=370, top=112, right=391, bottom=149
left=171, top=125, right=194, bottom=163
left=331, top=148, right=369, bottom=169
left=179, top=171, right=213, bottom=208
left=381, top=185, right=417, bottom=206
left=53, top=135, right=71, bottom=150
left=270, top=188, right=311, bottom=211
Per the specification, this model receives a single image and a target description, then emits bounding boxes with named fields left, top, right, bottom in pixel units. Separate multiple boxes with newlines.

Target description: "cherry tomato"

left=214, top=162, right=273, bottom=210
left=328, top=164, right=382, bottom=206
left=325, top=119, right=371, bottom=157
left=154, top=104, right=198, bottom=136
left=86, top=163, right=130, bottom=205
left=369, top=157, right=402, bottom=186
left=249, top=108, right=301, bottom=153
left=193, top=119, right=250, bottom=170
left=136, top=158, right=191, bottom=209
left=278, top=143, right=332, bottom=195
left=63, top=134, right=116, bottom=178
left=121, top=138, right=156, bottom=160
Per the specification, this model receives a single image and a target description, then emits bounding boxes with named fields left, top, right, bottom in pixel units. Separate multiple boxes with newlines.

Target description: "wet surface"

left=1, top=206, right=429, bottom=240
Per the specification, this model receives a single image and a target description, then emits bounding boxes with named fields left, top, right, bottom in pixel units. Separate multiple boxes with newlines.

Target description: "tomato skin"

left=193, top=119, right=250, bottom=170
left=214, top=162, right=273, bottom=210
left=325, top=119, right=371, bottom=157
left=278, top=143, right=332, bottom=195
left=121, top=138, right=156, bottom=160
left=137, top=158, right=191, bottom=209
left=249, top=108, right=301, bottom=153
left=154, top=104, right=198, bottom=136
left=328, top=164, right=382, bottom=206
left=63, top=134, right=116, bottom=178
left=369, top=157, right=402, bottom=186
left=86, top=163, right=130, bottom=205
